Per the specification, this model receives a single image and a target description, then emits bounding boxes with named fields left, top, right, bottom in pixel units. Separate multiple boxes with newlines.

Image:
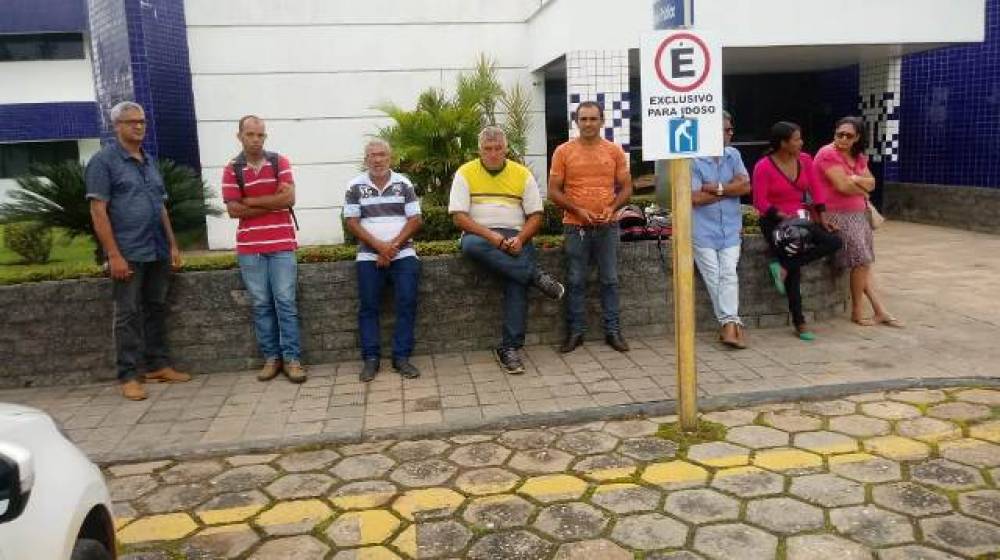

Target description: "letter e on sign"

left=655, top=33, right=710, bottom=92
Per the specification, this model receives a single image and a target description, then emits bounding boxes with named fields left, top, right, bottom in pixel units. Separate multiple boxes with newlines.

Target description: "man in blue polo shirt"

left=86, top=101, right=191, bottom=400
left=690, top=111, right=751, bottom=349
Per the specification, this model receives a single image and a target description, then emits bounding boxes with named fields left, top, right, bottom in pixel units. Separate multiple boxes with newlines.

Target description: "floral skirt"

left=827, top=211, right=874, bottom=269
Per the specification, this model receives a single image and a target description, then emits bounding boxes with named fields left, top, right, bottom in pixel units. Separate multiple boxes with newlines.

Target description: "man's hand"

left=108, top=254, right=133, bottom=281
left=573, top=207, right=599, bottom=225
left=820, top=214, right=838, bottom=233
left=595, top=207, right=615, bottom=224
left=700, top=183, right=720, bottom=194
left=375, top=240, right=399, bottom=262
left=376, top=253, right=391, bottom=268
left=170, top=245, right=183, bottom=271
left=501, top=236, right=524, bottom=256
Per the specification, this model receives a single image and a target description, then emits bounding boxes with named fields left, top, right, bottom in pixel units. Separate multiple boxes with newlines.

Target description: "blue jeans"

left=112, top=259, right=171, bottom=381
left=564, top=224, right=621, bottom=335
left=694, top=244, right=743, bottom=326
left=460, top=230, right=537, bottom=350
left=237, top=251, right=301, bottom=361
left=357, top=256, right=420, bottom=360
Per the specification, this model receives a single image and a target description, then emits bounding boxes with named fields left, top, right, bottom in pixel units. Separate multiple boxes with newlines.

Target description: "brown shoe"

left=120, top=379, right=147, bottom=401
left=284, top=360, right=307, bottom=384
left=732, top=324, right=748, bottom=350
left=145, top=367, right=192, bottom=383
left=258, top=358, right=282, bottom=382
left=720, top=322, right=742, bottom=349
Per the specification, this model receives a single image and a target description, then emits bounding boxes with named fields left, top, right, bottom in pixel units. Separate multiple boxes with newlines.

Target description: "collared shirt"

left=690, top=146, right=748, bottom=250
left=84, top=140, right=169, bottom=262
left=343, top=171, right=421, bottom=262
left=448, top=159, right=543, bottom=231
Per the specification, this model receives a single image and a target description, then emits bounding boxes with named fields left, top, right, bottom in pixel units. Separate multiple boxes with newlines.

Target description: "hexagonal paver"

left=339, top=441, right=394, bottom=456
left=886, top=388, right=948, bottom=405
left=746, top=497, right=824, bottom=534
left=687, top=441, right=750, bottom=468
left=641, top=460, right=709, bottom=489
left=829, top=415, right=891, bottom=437
left=553, top=539, right=632, bottom=560
left=793, top=430, right=859, bottom=454
left=138, top=483, right=215, bottom=514
left=391, top=488, right=464, bottom=521
left=184, top=523, right=260, bottom=558
left=618, top=436, right=678, bottom=461
left=265, top=474, right=335, bottom=500
left=958, top=489, right=1000, bottom=523
left=646, top=553, right=705, bottom=560
left=939, top=438, right=1000, bottom=467
left=507, top=448, right=574, bottom=474
left=801, top=400, right=856, bottom=416
left=591, top=483, right=661, bottom=513
left=872, top=482, right=952, bottom=517
left=864, top=435, right=931, bottom=461
left=533, top=502, right=608, bottom=540
left=517, top=474, right=587, bottom=503
left=331, top=454, right=396, bottom=481
left=448, top=442, right=511, bottom=468
left=463, top=495, right=535, bottom=529
left=275, top=449, right=340, bottom=472
left=393, top=520, right=471, bottom=559
left=664, top=488, right=739, bottom=524
left=876, top=545, right=962, bottom=560
left=726, top=425, right=789, bottom=449
left=785, top=534, right=872, bottom=560
left=753, top=447, right=823, bottom=474
left=330, top=547, right=400, bottom=560
left=829, top=505, right=915, bottom=547
left=387, top=458, right=457, bottom=487
left=117, top=512, right=198, bottom=544
left=602, top=419, right=658, bottom=438
left=861, top=401, right=922, bottom=420
left=108, top=460, right=172, bottom=477
left=921, top=514, right=1000, bottom=557
left=789, top=474, right=865, bottom=507
left=454, top=468, right=521, bottom=495
left=611, top=513, right=687, bottom=550
left=702, top=409, right=758, bottom=427
left=325, top=509, right=400, bottom=547
left=109, top=475, right=158, bottom=502
left=711, top=466, right=784, bottom=498
left=195, top=490, right=269, bottom=525
left=955, top=388, right=1000, bottom=405
left=555, top=431, right=620, bottom=455
left=466, top=530, right=554, bottom=560
left=497, top=429, right=558, bottom=450
left=248, top=535, right=329, bottom=559
left=829, top=453, right=901, bottom=483
left=897, top=417, right=963, bottom=443
left=225, top=453, right=278, bottom=467
left=160, top=460, right=225, bottom=485
left=910, top=459, right=985, bottom=491
left=573, top=454, right=638, bottom=481
left=329, top=480, right=398, bottom=510
left=254, top=499, right=333, bottom=536
left=970, top=419, right=1000, bottom=443
left=762, top=410, right=823, bottom=432
left=928, top=402, right=992, bottom=421
left=210, top=465, right=279, bottom=493
left=386, top=439, right=450, bottom=462
left=693, top=523, right=777, bottom=560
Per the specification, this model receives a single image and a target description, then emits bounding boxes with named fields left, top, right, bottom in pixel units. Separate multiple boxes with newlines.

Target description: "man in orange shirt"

left=548, top=101, right=633, bottom=353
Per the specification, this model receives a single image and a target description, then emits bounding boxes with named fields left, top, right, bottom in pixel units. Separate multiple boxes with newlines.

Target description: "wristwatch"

left=716, top=183, right=725, bottom=196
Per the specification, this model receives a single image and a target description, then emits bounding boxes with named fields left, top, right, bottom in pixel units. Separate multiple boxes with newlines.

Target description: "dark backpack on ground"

left=231, top=150, right=299, bottom=230
left=616, top=204, right=647, bottom=241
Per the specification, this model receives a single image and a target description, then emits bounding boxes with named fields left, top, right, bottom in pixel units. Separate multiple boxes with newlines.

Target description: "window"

left=0, top=33, right=85, bottom=62
left=0, top=142, right=79, bottom=179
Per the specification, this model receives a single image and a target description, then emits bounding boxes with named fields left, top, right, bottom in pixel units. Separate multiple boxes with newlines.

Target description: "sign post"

left=641, top=29, right=722, bottom=431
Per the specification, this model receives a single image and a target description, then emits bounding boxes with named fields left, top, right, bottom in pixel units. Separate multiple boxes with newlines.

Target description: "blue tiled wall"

left=0, top=103, right=101, bottom=142
left=88, top=0, right=135, bottom=137
left=2, top=0, right=86, bottom=33
left=899, top=0, right=1000, bottom=188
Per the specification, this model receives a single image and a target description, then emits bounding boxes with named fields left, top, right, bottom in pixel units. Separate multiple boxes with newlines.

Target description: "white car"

left=0, top=404, right=117, bottom=560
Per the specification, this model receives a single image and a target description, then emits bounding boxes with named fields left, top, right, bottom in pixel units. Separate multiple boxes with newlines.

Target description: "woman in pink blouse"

left=753, top=121, right=842, bottom=341
left=814, top=116, right=902, bottom=328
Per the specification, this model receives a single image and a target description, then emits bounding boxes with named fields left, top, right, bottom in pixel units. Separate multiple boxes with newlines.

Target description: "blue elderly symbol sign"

left=668, top=117, right=699, bottom=154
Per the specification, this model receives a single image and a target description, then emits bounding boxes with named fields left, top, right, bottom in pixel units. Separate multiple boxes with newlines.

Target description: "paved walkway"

left=109, top=387, right=1000, bottom=559
left=1, top=222, right=999, bottom=463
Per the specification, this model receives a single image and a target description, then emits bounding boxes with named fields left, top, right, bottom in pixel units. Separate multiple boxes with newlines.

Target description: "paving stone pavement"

left=106, top=387, right=1000, bottom=559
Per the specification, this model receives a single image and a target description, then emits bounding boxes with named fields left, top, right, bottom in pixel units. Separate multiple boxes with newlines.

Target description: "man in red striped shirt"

left=222, top=115, right=305, bottom=383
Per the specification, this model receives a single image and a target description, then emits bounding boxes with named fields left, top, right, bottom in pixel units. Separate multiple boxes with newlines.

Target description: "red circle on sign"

left=654, top=33, right=711, bottom=93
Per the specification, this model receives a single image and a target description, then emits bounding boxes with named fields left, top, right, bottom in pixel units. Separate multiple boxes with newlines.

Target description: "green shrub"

left=3, top=222, right=54, bottom=264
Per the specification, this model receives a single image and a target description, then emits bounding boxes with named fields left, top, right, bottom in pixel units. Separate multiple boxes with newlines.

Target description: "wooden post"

left=669, top=158, right=698, bottom=431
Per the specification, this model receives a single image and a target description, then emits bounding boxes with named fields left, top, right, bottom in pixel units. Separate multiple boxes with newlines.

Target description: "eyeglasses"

left=834, top=131, right=856, bottom=139
left=118, top=119, right=147, bottom=126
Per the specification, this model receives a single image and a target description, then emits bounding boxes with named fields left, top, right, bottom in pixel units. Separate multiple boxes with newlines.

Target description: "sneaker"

left=145, top=367, right=191, bottom=383
left=494, top=347, right=525, bottom=375
left=257, top=358, right=282, bottom=382
left=284, top=360, right=307, bottom=383
left=392, top=358, right=421, bottom=379
left=360, top=358, right=379, bottom=383
left=768, top=261, right=786, bottom=296
left=120, top=379, right=146, bottom=401
left=534, top=269, right=565, bottom=300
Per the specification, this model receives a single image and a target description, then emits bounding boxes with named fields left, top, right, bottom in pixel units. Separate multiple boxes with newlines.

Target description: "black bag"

left=615, top=204, right=647, bottom=241
left=231, top=150, right=299, bottom=230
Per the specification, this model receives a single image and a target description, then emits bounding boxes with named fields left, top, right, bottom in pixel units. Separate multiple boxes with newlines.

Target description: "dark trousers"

left=760, top=215, right=842, bottom=326
left=112, top=259, right=172, bottom=381
left=357, top=256, right=420, bottom=360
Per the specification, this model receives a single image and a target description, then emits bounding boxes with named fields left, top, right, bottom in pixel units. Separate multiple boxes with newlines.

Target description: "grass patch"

left=655, top=418, right=728, bottom=453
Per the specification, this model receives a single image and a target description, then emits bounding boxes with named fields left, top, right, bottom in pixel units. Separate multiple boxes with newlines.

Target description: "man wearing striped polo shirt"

left=223, top=115, right=305, bottom=383
left=343, top=139, right=424, bottom=382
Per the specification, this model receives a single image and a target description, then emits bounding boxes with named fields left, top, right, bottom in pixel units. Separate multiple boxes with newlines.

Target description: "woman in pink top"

left=814, top=116, right=903, bottom=328
left=753, top=121, right=842, bottom=341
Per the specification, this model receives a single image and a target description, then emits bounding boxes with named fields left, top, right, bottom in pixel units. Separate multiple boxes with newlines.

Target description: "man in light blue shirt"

left=690, top=111, right=751, bottom=348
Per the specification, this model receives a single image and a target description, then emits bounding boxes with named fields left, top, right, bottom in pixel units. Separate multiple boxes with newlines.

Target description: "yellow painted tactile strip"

left=196, top=503, right=265, bottom=525
left=392, top=488, right=465, bottom=521
left=640, top=460, right=709, bottom=488
left=117, top=513, right=198, bottom=545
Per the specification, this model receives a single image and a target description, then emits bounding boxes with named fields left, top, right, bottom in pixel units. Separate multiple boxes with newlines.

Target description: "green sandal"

left=768, top=261, right=786, bottom=296
left=797, top=329, right=816, bottom=341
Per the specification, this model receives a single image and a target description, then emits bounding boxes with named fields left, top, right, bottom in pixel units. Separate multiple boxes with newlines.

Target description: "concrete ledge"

left=884, top=181, right=1000, bottom=234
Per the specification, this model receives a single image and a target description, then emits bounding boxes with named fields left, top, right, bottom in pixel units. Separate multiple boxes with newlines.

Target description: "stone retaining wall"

left=0, top=236, right=847, bottom=387
left=884, top=182, right=1000, bottom=234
